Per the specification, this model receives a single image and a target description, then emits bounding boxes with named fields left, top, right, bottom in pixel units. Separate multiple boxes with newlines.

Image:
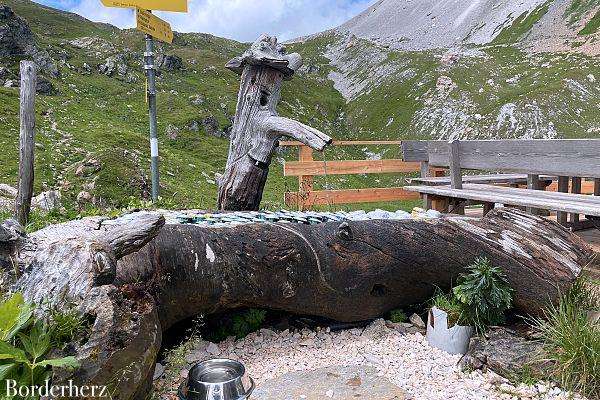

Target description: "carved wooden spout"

left=217, top=35, right=332, bottom=211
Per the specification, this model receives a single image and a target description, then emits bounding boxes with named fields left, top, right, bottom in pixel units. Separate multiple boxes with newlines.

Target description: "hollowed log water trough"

left=0, top=207, right=593, bottom=399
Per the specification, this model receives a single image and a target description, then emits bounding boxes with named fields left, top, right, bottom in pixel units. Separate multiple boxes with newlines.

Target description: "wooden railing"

left=280, top=140, right=424, bottom=210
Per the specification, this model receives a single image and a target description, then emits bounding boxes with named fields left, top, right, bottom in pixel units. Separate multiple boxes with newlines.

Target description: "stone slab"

left=252, top=365, right=406, bottom=400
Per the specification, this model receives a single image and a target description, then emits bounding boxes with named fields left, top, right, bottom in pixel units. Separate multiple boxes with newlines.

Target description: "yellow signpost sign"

left=136, top=8, right=173, bottom=44
left=100, top=0, right=187, bottom=12
left=100, top=0, right=187, bottom=202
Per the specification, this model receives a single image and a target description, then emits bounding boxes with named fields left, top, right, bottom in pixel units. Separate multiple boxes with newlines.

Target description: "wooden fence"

left=280, top=140, right=425, bottom=210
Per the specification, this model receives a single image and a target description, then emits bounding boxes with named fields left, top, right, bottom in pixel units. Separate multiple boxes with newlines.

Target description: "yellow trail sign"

left=136, top=8, right=173, bottom=44
left=100, top=0, right=187, bottom=13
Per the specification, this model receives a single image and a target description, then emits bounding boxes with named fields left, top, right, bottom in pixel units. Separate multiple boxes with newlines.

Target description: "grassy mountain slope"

left=0, top=0, right=599, bottom=216
left=0, top=0, right=350, bottom=212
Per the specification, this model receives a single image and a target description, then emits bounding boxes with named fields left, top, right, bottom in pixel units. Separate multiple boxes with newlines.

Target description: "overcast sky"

left=35, top=0, right=376, bottom=42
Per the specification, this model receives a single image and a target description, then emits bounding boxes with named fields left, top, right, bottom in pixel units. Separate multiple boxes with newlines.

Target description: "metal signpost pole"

left=144, top=32, right=159, bottom=202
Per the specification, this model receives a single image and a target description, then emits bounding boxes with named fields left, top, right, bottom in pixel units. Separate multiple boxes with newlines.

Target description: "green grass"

left=1, top=1, right=600, bottom=218
left=493, top=1, right=552, bottom=44
left=530, top=278, right=599, bottom=398
left=565, top=0, right=600, bottom=26
left=579, top=9, right=600, bottom=35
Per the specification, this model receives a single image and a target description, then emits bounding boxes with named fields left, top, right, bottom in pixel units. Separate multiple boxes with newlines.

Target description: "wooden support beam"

left=448, top=140, right=464, bottom=214
left=432, top=196, right=449, bottom=213
left=595, top=178, right=600, bottom=197
left=571, top=177, right=582, bottom=223
left=284, top=159, right=420, bottom=177
left=285, top=187, right=419, bottom=207
left=527, top=174, right=541, bottom=215
left=15, top=61, right=36, bottom=227
left=297, top=146, right=314, bottom=211
left=420, top=161, right=430, bottom=209
left=483, top=202, right=495, bottom=216
left=557, top=176, right=570, bottom=225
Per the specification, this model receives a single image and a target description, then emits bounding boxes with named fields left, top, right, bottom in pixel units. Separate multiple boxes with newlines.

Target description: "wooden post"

left=14, top=61, right=36, bottom=227
left=594, top=178, right=600, bottom=197
left=448, top=140, right=462, bottom=190
left=420, top=161, right=430, bottom=209
left=448, top=140, right=464, bottom=214
left=483, top=202, right=495, bottom=216
left=217, top=35, right=331, bottom=211
left=526, top=174, right=540, bottom=215
left=298, top=146, right=314, bottom=211
left=557, top=176, right=569, bottom=225
left=570, top=177, right=582, bottom=224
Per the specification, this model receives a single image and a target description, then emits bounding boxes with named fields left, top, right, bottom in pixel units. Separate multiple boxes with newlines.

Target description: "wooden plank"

left=285, top=187, right=420, bottom=207
left=297, top=146, right=314, bottom=211
left=527, top=174, right=541, bottom=215
left=473, top=182, right=600, bottom=205
left=448, top=140, right=463, bottom=190
left=427, top=139, right=600, bottom=178
left=279, top=140, right=402, bottom=147
left=595, top=178, right=600, bottom=196
left=557, top=176, right=570, bottom=225
left=483, top=202, right=495, bottom=216
left=420, top=161, right=431, bottom=209
left=409, top=174, right=555, bottom=186
left=284, top=159, right=420, bottom=177
left=401, top=140, right=429, bottom=162
left=571, top=177, right=582, bottom=223
left=15, top=61, right=36, bottom=226
left=403, top=184, right=600, bottom=216
left=546, top=179, right=595, bottom=194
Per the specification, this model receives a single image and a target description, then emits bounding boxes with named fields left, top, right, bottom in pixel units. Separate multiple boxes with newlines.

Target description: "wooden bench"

left=402, top=140, right=554, bottom=186
left=403, top=139, right=600, bottom=229
left=401, top=140, right=555, bottom=210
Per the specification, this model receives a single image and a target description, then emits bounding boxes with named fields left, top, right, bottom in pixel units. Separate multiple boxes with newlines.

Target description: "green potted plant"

left=426, top=257, right=514, bottom=354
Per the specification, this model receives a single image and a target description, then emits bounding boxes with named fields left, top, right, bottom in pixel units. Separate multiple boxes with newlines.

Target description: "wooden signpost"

left=100, top=0, right=185, bottom=202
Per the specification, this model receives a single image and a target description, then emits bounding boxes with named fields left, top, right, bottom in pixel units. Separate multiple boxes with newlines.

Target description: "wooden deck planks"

left=404, top=184, right=600, bottom=217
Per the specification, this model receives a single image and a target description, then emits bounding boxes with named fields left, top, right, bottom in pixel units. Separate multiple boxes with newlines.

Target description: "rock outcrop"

left=460, top=327, right=551, bottom=380
left=98, top=54, right=128, bottom=76
left=0, top=6, right=58, bottom=77
left=161, top=54, right=183, bottom=71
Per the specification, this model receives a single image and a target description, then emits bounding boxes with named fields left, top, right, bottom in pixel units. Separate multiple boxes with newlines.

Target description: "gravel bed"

left=158, top=319, right=586, bottom=400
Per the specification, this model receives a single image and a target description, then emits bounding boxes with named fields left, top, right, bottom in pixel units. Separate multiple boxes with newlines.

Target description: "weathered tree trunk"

left=2, top=208, right=592, bottom=399
left=217, top=35, right=332, bottom=211
left=15, top=60, right=36, bottom=226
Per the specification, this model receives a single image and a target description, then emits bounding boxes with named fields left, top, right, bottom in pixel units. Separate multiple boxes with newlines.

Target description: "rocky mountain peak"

left=333, top=0, right=600, bottom=54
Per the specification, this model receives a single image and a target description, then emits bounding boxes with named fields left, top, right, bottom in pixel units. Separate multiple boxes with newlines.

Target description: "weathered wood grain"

left=15, top=61, right=36, bottom=226
left=405, top=184, right=600, bottom=216
left=285, top=187, right=420, bottom=207
left=427, top=139, right=600, bottom=178
left=9, top=208, right=592, bottom=399
left=217, top=35, right=332, bottom=211
left=408, top=174, right=555, bottom=186
left=284, top=159, right=420, bottom=176
left=401, top=140, right=429, bottom=162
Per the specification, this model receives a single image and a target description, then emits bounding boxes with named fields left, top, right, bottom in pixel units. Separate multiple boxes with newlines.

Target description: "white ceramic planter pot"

left=426, top=306, right=473, bottom=355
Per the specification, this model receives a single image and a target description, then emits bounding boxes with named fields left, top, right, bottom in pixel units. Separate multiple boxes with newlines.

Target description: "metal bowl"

left=178, top=359, right=254, bottom=400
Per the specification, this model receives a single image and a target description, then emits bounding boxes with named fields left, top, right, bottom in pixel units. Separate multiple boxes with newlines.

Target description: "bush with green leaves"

left=207, top=308, right=268, bottom=342
left=0, top=293, right=79, bottom=398
left=431, top=257, right=513, bottom=332
left=452, top=257, right=513, bottom=332
left=530, top=278, right=599, bottom=398
left=389, top=309, right=408, bottom=323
